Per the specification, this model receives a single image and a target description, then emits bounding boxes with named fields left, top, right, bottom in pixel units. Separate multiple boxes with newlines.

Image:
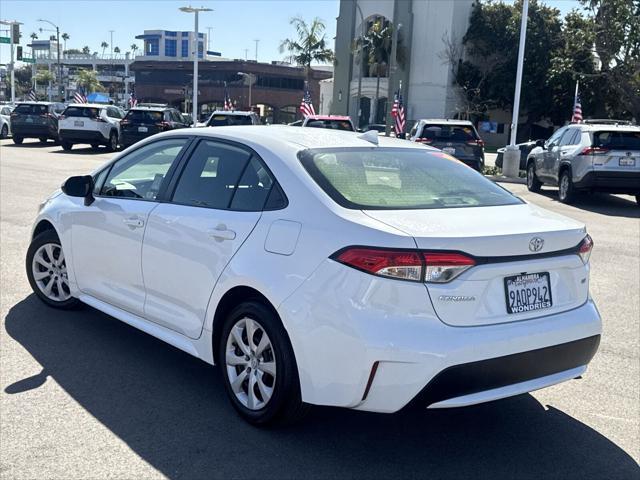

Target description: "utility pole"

left=243, top=48, right=248, bottom=60
left=109, top=30, right=114, bottom=58
left=353, top=3, right=364, bottom=128
left=206, top=27, right=212, bottom=51
left=38, top=19, right=62, bottom=101
left=253, top=39, right=259, bottom=61
left=0, top=21, right=22, bottom=103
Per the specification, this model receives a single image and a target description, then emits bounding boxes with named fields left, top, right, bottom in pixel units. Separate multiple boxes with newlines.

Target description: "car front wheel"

left=61, top=141, right=73, bottom=151
left=13, top=136, right=23, bottom=144
left=26, top=230, right=80, bottom=309
left=219, top=301, right=308, bottom=426
left=526, top=162, right=542, bottom=192
left=558, top=170, right=575, bottom=204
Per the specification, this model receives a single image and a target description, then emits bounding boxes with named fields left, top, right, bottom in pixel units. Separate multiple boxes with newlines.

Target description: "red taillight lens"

left=333, top=248, right=476, bottom=283
left=120, top=119, right=130, bottom=126
left=578, top=234, right=593, bottom=264
left=335, top=248, right=423, bottom=281
left=156, top=121, right=171, bottom=130
left=417, top=138, right=433, bottom=144
left=579, top=147, right=609, bottom=156
left=95, top=117, right=107, bottom=123
left=423, top=252, right=476, bottom=283
left=467, top=139, right=485, bottom=147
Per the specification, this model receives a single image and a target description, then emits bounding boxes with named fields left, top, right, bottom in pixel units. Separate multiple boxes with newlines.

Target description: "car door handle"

left=208, top=226, right=236, bottom=241
left=123, top=217, right=144, bottom=228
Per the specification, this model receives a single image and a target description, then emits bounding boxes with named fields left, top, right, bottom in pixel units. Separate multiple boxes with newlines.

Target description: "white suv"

left=58, top=104, right=125, bottom=151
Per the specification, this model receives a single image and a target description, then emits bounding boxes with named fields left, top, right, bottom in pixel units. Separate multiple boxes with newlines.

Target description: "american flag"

left=128, top=91, right=137, bottom=108
left=571, top=82, right=582, bottom=123
left=28, top=89, right=37, bottom=101
left=391, top=89, right=406, bottom=138
left=73, top=86, right=87, bottom=104
left=300, top=85, right=315, bottom=117
left=223, top=83, right=232, bottom=111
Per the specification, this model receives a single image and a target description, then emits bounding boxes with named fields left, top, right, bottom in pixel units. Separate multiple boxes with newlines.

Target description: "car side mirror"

left=535, top=139, right=545, bottom=149
left=62, top=175, right=95, bottom=206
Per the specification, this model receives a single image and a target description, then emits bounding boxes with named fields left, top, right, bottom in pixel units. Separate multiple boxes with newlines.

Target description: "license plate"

left=74, top=120, right=84, bottom=127
left=25, top=117, right=33, bottom=123
left=443, top=147, right=456, bottom=154
left=138, top=126, right=148, bottom=133
left=504, top=272, right=552, bottom=314
left=619, top=157, right=636, bottom=166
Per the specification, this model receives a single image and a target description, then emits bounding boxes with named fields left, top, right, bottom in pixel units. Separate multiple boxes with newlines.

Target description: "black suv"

left=11, top=102, right=65, bottom=144
left=120, top=107, right=189, bottom=147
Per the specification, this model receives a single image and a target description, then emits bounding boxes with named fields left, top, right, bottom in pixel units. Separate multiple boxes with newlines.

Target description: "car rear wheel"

left=218, top=301, right=309, bottom=426
left=39, top=137, right=48, bottom=144
left=558, top=170, right=575, bottom=204
left=26, top=230, right=81, bottom=309
left=526, top=162, right=542, bottom=192
left=0, top=124, right=8, bottom=139
left=13, top=136, right=23, bottom=144
left=106, top=131, right=118, bottom=152
left=61, top=141, right=73, bottom=151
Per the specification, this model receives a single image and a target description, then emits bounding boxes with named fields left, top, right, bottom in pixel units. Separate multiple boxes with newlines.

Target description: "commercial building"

left=331, top=0, right=473, bottom=128
left=134, top=30, right=208, bottom=62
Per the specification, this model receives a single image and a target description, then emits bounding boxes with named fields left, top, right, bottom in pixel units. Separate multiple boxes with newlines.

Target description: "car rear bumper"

left=279, top=260, right=602, bottom=413
left=574, top=170, right=640, bottom=194
left=121, top=131, right=153, bottom=146
left=59, top=129, right=107, bottom=143
left=12, top=124, right=56, bottom=138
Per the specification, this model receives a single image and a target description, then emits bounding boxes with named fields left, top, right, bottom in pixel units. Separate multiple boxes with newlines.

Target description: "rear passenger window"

left=230, top=157, right=275, bottom=211
left=172, top=140, right=251, bottom=209
left=559, top=129, right=579, bottom=146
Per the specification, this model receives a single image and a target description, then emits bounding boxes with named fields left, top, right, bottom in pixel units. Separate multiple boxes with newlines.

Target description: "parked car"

left=58, top=104, right=125, bottom=151
left=495, top=140, right=539, bottom=170
left=27, top=126, right=601, bottom=425
left=201, top=111, right=261, bottom=127
left=120, top=106, right=189, bottom=147
left=10, top=102, right=65, bottom=144
left=292, top=115, right=355, bottom=131
left=409, top=119, right=485, bottom=171
left=0, top=105, right=13, bottom=138
left=526, top=121, right=640, bottom=204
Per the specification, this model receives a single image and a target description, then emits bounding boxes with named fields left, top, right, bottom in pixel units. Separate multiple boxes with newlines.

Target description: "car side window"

left=172, top=140, right=251, bottom=209
left=559, top=129, right=578, bottom=147
left=547, top=127, right=567, bottom=147
left=100, top=138, right=189, bottom=201
left=106, top=107, right=118, bottom=119
left=230, top=156, right=276, bottom=211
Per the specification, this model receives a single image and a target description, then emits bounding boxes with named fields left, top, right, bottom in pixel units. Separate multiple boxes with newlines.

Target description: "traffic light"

left=11, top=23, right=20, bottom=44
left=16, top=46, right=23, bottom=61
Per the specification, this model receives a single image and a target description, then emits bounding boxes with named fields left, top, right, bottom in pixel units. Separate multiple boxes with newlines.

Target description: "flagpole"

left=574, top=81, right=579, bottom=109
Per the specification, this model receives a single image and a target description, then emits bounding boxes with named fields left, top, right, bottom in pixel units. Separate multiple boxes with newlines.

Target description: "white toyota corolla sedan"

left=27, top=126, right=601, bottom=425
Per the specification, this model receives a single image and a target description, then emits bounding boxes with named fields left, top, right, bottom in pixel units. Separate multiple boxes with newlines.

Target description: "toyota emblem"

left=529, top=237, right=544, bottom=252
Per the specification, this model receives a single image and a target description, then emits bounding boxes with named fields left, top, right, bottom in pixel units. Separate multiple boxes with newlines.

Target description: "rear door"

left=419, top=124, right=479, bottom=161
left=591, top=129, right=640, bottom=175
left=141, top=139, right=274, bottom=338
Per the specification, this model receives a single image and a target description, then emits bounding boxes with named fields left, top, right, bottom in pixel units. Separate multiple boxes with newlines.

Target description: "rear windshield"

left=63, top=107, right=100, bottom=118
left=593, top=130, right=640, bottom=150
left=207, top=114, right=254, bottom=126
left=124, top=110, right=164, bottom=123
left=305, top=119, right=354, bottom=131
left=420, top=124, right=478, bottom=142
left=299, top=148, right=521, bottom=210
left=13, top=104, right=49, bottom=115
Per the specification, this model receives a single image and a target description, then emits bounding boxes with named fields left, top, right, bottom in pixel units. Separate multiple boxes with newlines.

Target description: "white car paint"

left=58, top=103, right=124, bottom=147
left=30, top=126, right=601, bottom=414
left=0, top=105, right=12, bottom=137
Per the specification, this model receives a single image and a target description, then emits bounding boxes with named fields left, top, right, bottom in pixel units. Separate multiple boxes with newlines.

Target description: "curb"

left=484, top=175, right=526, bottom=185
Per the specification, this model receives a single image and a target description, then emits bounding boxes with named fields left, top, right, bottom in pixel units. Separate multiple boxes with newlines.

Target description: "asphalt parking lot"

left=1, top=138, right=638, bottom=480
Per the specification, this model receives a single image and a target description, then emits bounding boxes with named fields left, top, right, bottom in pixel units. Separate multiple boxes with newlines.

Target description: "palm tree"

left=113, top=46, right=121, bottom=58
left=130, top=43, right=139, bottom=57
left=30, top=32, right=38, bottom=41
left=61, top=33, right=69, bottom=53
left=354, top=19, right=394, bottom=123
left=100, top=41, right=108, bottom=58
left=82, top=45, right=90, bottom=55
left=76, top=69, right=104, bottom=93
left=279, top=16, right=334, bottom=81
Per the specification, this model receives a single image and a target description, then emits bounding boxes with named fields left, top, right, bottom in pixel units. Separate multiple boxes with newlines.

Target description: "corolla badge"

left=529, top=237, right=544, bottom=252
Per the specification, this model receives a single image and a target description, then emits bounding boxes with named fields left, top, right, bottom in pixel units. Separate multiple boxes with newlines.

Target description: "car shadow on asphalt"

left=536, top=188, right=640, bottom=219
left=49, top=146, right=115, bottom=155
left=5, top=295, right=639, bottom=480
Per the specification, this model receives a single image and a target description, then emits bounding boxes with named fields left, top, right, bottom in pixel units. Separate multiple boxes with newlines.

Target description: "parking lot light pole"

left=38, top=19, right=62, bottom=101
left=180, top=6, right=212, bottom=125
left=1, top=20, right=22, bottom=103
left=503, top=0, right=529, bottom=178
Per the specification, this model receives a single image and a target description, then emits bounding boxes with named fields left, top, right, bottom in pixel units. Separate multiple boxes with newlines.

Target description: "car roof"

left=211, top=110, right=255, bottom=116
left=66, top=103, right=108, bottom=109
left=305, top=115, right=351, bottom=121
left=130, top=106, right=171, bottom=111
left=417, top=118, right=474, bottom=126
left=16, top=101, right=56, bottom=105
left=572, top=123, right=640, bottom=131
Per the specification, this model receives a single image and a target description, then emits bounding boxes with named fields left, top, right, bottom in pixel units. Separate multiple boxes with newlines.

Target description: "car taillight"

left=333, top=247, right=476, bottom=283
left=579, top=147, right=609, bottom=156
left=156, top=121, right=171, bottom=130
left=416, top=138, right=433, bottom=144
left=467, top=139, right=485, bottom=147
left=578, top=234, right=594, bottom=264
left=120, top=119, right=129, bottom=125
left=95, top=117, right=107, bottom=123
left=59, top=114, right=65, bottom=120
left=423, top=252, right=476, bottom=283
left=334, top=248, right=423, bottom=281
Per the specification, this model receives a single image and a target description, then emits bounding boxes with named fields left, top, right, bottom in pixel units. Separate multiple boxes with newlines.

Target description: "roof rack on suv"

left=136, top=103, right=168, bottom=108
left=581, top=119, right=635, bottom=126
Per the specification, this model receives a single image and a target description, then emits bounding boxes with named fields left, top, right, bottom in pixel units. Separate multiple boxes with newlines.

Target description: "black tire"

left=0, top=124, right=8, bottom=139
left=526, top=161, right=542, bottom=192
left=91, top=143, right=100, bottom=150
left=106, top=131, right=118, bottom=152
left=26, top=229, right=81, bottom=310
left=61, top=141, right=73, bottom=151
left=218, top=300, right=309, bottom=426
left=635, top=195, right=640, bottom=206
left=13, top=136, right=23, bottom=144
left=39, top=137, right=48, bottom=144
left=558, top=169, right=575, bottom=204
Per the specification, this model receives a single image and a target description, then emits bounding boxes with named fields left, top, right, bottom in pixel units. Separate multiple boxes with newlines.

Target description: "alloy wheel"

left=527, top=165, right=534, bottom=188
left=559, top=174, right=569, bottom=200
left=31, top=243, right=71, bottom=302
left=225, top=317, right=276, bottom=410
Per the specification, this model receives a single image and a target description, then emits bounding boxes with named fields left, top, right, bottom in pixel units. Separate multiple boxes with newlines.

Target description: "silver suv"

left=526, top=121, right=640, bottom=205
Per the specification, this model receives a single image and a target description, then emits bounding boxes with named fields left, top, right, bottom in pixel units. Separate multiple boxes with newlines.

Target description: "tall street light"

left=503, top=0, right=529, bottom=178
left=237, top=72, right=255, bottom=111
left=180, top=5, right=212, bottom=125
left=38, top=19, right=62, bottom=101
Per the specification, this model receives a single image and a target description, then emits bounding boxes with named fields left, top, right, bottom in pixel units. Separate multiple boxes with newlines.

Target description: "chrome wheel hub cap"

left=560, top=176, right=569, bottom=197
left=225, top=317, right=276, bottom=410
left=31, top=243, right=71, bottom=301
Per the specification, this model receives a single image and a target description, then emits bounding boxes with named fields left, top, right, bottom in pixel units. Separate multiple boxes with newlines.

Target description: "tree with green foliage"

left=76, top=69, right=104, bottom=93
left=82, top=45, right=90, bottom=55
left=130, top=43, right=139, bottom=56
left=279, top=16, right=334, bottom=80
left=101, top=41, right=109, bottom=57
left=61, top=32, right=69, bottom=53
left=114, top=46, right=121, bottom=57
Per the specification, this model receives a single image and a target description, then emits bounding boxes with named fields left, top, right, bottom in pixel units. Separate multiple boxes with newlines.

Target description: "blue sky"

left=1, top=0, right=583, bottom=66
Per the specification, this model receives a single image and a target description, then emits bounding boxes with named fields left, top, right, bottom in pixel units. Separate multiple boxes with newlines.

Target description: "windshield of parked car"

left=207, top=114, right=254, bottom=126
left=420, top=124, right=478, bottom=142
left=593, top=130, right=640, bottom=150
left=63, top=107, right=100, bottom=118
left=13, top=104, right=48, bottom=115
left=124, top=110, right=164, bottom=123
left=305, top=119, right=354, bottom=131
left=299, top=148, right=521, bottom=210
